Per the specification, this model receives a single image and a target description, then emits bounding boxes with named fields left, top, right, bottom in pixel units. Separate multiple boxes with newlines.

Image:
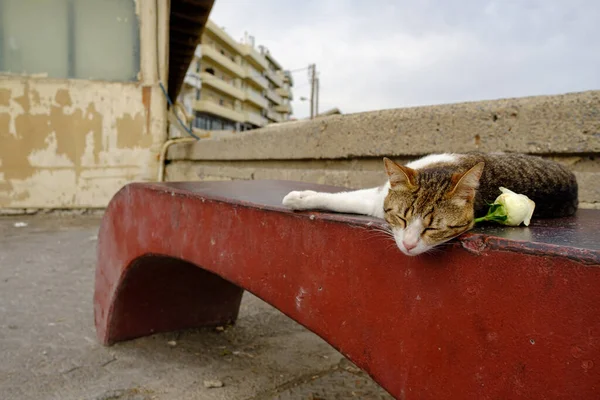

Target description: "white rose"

left=493, top=187, right=536, bottom=226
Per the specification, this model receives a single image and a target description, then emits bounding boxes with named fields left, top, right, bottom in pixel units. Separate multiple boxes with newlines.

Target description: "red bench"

left=94, top=180, right=600, bottom=399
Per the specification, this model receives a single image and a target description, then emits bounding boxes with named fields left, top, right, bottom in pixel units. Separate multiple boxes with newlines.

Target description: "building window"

left=205, top=67, right=215, bottom=75
left=193, top=112, right=236, bottom=132
left=0, top=0, right=140, bottom=81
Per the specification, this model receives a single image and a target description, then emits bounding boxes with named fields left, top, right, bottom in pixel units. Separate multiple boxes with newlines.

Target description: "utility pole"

left=315, top=76, right=319, bottom=117
left=309, top=63, right=316, bottom=119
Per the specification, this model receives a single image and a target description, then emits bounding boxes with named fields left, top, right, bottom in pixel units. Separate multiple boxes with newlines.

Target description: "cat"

left=282, top=152, right=578, bottom=256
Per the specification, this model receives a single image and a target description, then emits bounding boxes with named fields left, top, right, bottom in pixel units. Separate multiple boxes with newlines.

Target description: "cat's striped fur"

left=282, top=152, right=578, bottom=256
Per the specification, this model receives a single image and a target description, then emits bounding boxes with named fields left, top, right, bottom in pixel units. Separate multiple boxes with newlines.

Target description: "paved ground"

left=0, top=215, right=393, bottom=400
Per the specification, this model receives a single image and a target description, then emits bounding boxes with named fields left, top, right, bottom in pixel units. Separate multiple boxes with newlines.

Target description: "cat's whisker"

left=358, top=228, right=393, bottom=239
left=385, top=243, right=400, bottom=252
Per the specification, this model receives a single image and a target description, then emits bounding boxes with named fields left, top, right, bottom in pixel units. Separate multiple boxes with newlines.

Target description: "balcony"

left=274, top=104, right=292, bottom=114
left=282, top=70, right=294, bottom=86
left=193, top=100, right=245, bottom=123
left=275, top=87, right=292, bottom=99
left=245, top=90, right=268, bottom=109
left=245, top=111, right=268, bottom=127
left=184, top=72, right=202, bottom=89
left=266, top=109, right=282, bottom=123
left=200, top=45, right=246, bottom=78
left=200, top=72, right=245, bottom=101
left=266, top=89, right=283, bottom=105
left=264, top=51, right=282, bottom=70
left=205, top=20, right=243, bottom=55
left=246, top=69, right=269, bottom=90
left=240, top=44, right=269, bottom=71
left=265, top=69, right=284, bottom=88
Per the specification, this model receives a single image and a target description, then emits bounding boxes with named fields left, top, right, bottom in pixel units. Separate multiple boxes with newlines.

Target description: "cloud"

left=210, top=0, right=600, bottom=118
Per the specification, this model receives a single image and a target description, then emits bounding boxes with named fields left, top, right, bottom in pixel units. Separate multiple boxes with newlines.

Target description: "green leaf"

left=475, top=203, right=508, bottom=224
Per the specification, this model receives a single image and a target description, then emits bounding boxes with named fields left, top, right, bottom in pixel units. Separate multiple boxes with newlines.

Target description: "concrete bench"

left=94, top=180, right=600, bottom=399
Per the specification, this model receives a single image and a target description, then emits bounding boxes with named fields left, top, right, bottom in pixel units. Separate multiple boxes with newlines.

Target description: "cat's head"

left=382, top=157, right=485, bottom=256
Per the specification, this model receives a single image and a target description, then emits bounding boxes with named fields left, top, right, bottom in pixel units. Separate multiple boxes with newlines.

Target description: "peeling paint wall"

left=0, top=1, right=168, bottom=210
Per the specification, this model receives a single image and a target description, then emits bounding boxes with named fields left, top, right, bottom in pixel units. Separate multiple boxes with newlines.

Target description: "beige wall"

left=200, top=87, right=237, bottom=111
left=200, top=60, right=236, bottom=84
left=244, top=102, right=262, bottom=115
left=0, top=0, right=169, bottom=211
left=166, top=90, right=600, bottom=209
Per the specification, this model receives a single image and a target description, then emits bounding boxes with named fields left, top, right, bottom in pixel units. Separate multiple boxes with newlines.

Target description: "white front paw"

left=282, top=190, right=318, bottom=210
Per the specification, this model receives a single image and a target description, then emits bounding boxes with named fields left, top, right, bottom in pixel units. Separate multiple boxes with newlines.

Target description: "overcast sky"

left=210, top=0, right=600, bottom=119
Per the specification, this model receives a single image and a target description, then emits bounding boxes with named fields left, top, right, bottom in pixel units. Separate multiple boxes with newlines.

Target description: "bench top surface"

left=98, top=179, right=600, bottom=397
left=144, top=180, right=600, bottom=262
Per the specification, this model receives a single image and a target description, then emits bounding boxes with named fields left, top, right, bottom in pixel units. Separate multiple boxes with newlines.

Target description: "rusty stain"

left=0, top=88, right=11, bottom=106
left=142, top=86, right=152, bottom=134
left=474, top=134, right=481, bottom=146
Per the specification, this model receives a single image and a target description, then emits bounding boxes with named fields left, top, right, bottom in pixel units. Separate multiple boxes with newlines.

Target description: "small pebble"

left=14, top=222, right=27, bottom=228
left=203, top=379, right=224, bottom=388
left=167, top=340, right=177, bottom=347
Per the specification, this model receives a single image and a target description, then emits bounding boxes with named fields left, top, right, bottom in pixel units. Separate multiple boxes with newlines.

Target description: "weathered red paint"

left=95, top=180, right=600, bottom=399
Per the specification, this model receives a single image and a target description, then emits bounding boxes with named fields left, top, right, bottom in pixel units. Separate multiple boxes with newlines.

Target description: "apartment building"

left=178, top=20, right=294, bottom=132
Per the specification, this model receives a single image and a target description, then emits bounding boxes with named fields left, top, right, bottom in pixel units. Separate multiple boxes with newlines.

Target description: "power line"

left=287, top=66, right=310, bottom=73
left=294, top=81, right=312, bottom=89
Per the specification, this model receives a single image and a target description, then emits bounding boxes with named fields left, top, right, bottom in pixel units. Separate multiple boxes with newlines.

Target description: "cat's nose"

left=403, top=240, right=418, bottom=251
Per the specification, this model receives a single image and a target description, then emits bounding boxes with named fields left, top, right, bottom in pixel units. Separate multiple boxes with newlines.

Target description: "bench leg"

left=95, top=255, right=244, bottom=345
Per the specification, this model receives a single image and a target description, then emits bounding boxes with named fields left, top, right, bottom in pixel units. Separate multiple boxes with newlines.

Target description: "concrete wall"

left=0, top=1, right=169, bottom=211
left=166, top=90, right=600, bottom=209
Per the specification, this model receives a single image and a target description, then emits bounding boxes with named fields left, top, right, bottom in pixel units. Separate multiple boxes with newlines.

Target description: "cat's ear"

left=449, top=162, right=485, bottom=204
left=383, top=157, right=417, bottom=189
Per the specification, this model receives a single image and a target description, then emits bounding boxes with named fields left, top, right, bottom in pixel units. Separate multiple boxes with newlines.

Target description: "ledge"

left=168, top=90, right=600, bottom=161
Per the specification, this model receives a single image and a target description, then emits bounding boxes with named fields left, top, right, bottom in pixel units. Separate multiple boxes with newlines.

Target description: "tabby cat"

left=282, top=152, right=578, bottom=256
